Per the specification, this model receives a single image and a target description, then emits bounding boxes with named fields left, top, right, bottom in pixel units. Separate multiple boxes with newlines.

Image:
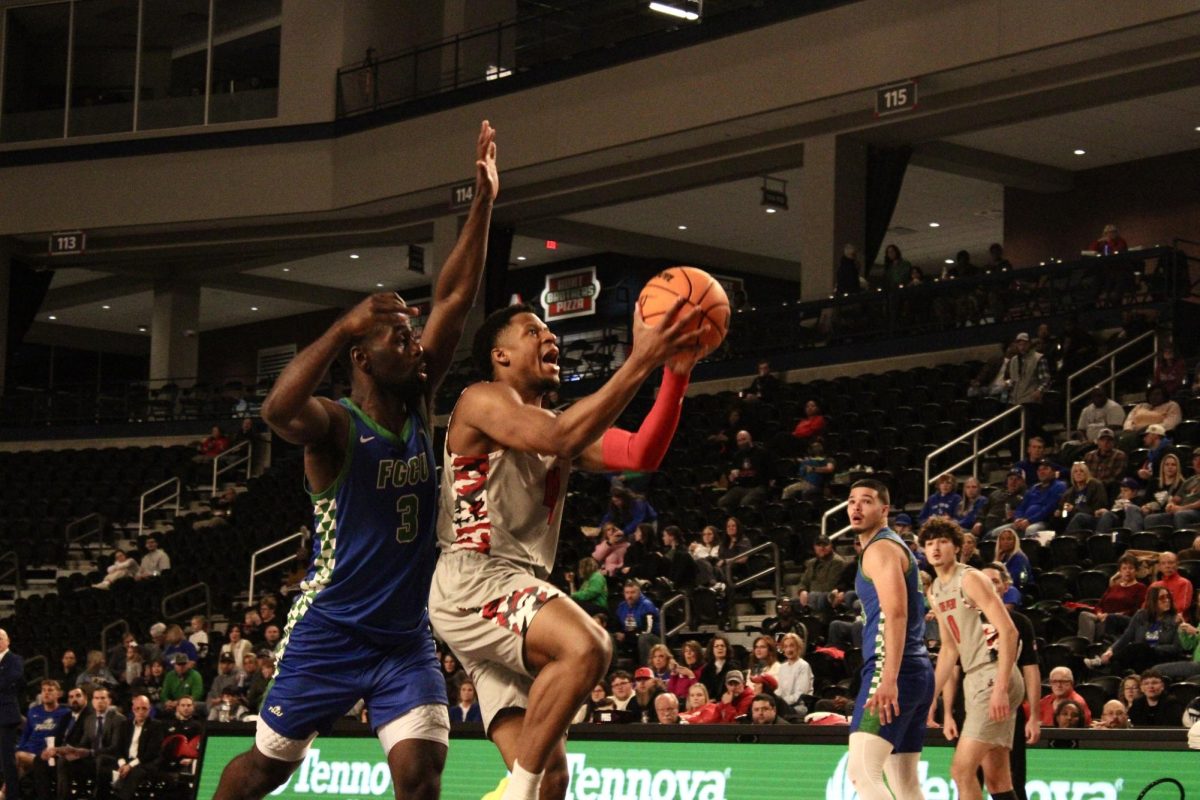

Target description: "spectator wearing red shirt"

left=1077, top=554, right=1147, bottom=642
left=716, top=671, right=755, bottom=722
left=1039, top=666, right=1093, bottom=726
left=198, top=426, right=230, bottom=458
left=791, top=400, right=826, bottom=443
left=1151, top=552, right=1194, bottom=623
left=1089, top=223, right=1128, bottom=256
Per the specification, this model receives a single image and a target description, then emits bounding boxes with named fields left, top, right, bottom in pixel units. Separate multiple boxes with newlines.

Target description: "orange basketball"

left=637, top=266, right=730, bottom=351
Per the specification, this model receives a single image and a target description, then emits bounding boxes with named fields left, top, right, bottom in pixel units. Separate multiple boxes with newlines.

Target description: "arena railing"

left=211, top=439, right=252, bottom=493
left=0, top=550, right=21, bottom=595
left=923, top=405, right=1026, bottom=501
left=821, top=501, right=851, bottom=542
left=161, top=582, right=211, bottom=624
left=138, top=477, right=180, bottom=536
left=1064, top=329, right=1159, bottom=426
left=723, top=540, right=781, bottom=628
left=248, top=529, right=306, bottom=609
left=660, top=591, right=692, bottom=638
left=64, top=512, right=105, bottom=557
left=100, top=619, right=129, bottom=659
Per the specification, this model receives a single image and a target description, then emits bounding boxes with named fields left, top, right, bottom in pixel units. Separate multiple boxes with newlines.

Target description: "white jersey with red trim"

left=437, top=422, right=570, bottom=579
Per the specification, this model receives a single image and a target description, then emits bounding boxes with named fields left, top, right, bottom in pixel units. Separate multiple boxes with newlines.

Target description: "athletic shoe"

left=481, top=776, right=508, bottom=800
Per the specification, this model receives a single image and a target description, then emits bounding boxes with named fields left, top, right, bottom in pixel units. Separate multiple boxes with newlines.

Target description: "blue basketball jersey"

left=282, top=398, right=438, bottom=649
left=856, top=528, right=928, bottom=665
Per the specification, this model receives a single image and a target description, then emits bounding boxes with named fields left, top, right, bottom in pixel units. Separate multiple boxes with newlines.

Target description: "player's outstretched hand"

left=866, top=677, right=900, bottom=726
left=475, top=120, right=499, bottom=202
left=339, top=292, right=419, bottom=341
left=988, top=686, right=1011, bottom=722
left=630, top=296, right=704, bottom=370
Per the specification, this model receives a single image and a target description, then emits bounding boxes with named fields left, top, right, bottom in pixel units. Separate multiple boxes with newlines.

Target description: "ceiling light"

left=677, top=225, right=688, bottom=230
left=250, top=306, right=259, bottom=311
left=349, top=254, right=360, bottom=259
left=648, top=1, right=700, bottom=21
left=517, top=256, right=527, bottom=261
left=945, top=259, right=954, bottom=264
left=137, top=325, right=148, bottom=333
left=282, top=267, right=290, bottom=272
left=376, top=283, right=385, bottom=288
left=48, top=315, right=57, bottom=320
left=102, top=305, right=110, bottom=309
left=1073, top=149, right=1086, bottom=156
left=928, top=222, right=940, bottom=228
left=765, top=208, right=777, bottom=214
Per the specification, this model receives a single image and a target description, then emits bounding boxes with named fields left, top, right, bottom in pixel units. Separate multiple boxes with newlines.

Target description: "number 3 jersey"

left=437, top=420, right=570, bottom=580
left=294, top=398, right=437, bottom=644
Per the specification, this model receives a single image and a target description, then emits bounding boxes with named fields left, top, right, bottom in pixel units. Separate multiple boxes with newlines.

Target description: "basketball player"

left=846, top=479, right=934, bottom=800
left=430, top=299, right=708, bottom=800
left=921, top=518, right=1023, bottom=800
left=211, top=120, right=498, bottom=800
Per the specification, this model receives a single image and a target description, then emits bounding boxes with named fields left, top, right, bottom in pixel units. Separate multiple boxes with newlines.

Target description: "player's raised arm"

left=963, top=569, right=1019, bottom=722
left=864, top=542, right=909, bottom=725
left=419, top=121, right=498, bottom=394
left=261, top=293, right=415, bottom=445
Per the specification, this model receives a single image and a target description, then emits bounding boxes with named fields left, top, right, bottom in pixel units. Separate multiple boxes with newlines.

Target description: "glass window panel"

left=138, top=0, right=210, bottom=130
left=1, top=2, right=70, bottom=143
left=68, top=0, right=139, bottom=137
left=208, top=0, right=279, bottom=124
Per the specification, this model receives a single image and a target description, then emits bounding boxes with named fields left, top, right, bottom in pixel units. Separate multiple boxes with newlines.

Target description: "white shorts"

left=429, top=550, right=563, bottom=731
left=961, top=664, right=1024, bottom=748
left=254, top=703, right=449, bottom=762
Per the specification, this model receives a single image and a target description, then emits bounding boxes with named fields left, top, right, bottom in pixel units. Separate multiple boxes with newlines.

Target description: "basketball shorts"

left=259, top=610, right=446, bottom=743
left=962, top=663, right=1024, bottom=748
left=850, top=656, right=934, bottom=753
left=429, top=550, right=564, bottom=731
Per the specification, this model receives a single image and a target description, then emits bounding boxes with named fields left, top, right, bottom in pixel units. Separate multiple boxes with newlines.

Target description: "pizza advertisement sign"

left=540, top=267, right=601, bottom=321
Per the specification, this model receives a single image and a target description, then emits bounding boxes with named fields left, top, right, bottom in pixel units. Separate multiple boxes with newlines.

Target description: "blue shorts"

left=260, top=612, right=444, bottom=741
left=849, top=656, right=934, bottom=753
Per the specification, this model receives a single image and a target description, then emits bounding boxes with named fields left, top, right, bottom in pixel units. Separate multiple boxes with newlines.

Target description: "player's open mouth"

left=541, top=348, right=559, bottom=367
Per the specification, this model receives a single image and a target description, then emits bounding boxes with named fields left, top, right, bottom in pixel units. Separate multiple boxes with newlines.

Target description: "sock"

left=501, top=760, right=543, bottom=800
left=991, top=792, right=1017, bottom=800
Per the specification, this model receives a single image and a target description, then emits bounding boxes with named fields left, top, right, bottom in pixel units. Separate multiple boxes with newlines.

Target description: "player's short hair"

left=850, top=478, right=890, bottom=506
left=472, top=304, right=537, bottom=379
left=918, top=518, right=964, bottom=548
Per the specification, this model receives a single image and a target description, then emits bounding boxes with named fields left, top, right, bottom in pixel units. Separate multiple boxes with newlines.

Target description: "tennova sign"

left=563, top=753, right=728, bottom=800
left=540, top=267, right=601, bottom=321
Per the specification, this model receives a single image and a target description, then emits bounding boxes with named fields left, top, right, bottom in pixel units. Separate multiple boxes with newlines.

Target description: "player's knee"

left=394, top=768, right=440, bottom=800
left=558, top=621, right=611, bottom=679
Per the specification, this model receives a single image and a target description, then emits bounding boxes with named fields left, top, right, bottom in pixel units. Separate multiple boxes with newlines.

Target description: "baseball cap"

left=725, top=670, right=745, bottom=685
left=1120, top=477, right=1141, bottom=489
left=171, top=652, right=189, bottom=665
left=1035, top=458, right=1055, bottom=468
left=219, top=652, right=236, bottom=663
left=750, top=673, right=778, bottom=691
left=1007, top=467, right=1024, bottom=477
left=1097, top=428, right=1115, bottom=439
left=633, top=667, right=654, bottom=680
left=1014, top=332, right=1030, bottom=342
left=1146, top=424, right=1166, bottom=436
left=894, top=513, right=913, bottom=527
left=814, top=535, right=832, bottom=546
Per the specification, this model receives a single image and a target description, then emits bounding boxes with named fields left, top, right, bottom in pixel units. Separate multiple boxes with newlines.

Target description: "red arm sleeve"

left=600, top=368, right=689, bottom=472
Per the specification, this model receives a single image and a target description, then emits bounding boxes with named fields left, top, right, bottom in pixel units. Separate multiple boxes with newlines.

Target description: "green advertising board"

left=197, top=735, right=1198, bottom=800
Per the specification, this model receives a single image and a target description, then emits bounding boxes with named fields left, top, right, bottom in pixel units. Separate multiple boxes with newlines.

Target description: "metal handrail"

left=924, top=405, right=1027, bottom=500
left=162, top=582, right=211, bottom=622
left=138, top=477, right=181, bottom=536
left=248, top=531, right=306, bottom=608
left=821, top=500, right=849, bottom=540
left=211, top=440, right=252, bottom=493
left=724, top=541, right=781, bottom=629
left=100, top=619, right=129, bottom=657
left=660, top=592, right=692, bottom=638
left=24, top=655, right=47, bottom=694
left=1064, top=329, right=1158, bottom=426
left=0, top=551, right=20, bottom=594
left=64, top=512, right=105, bottom=555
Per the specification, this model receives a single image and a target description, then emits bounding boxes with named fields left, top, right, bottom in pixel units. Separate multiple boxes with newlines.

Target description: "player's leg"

left=882, top=752, right=923, bottom=800
left=489, top=715, right=569, bottom=800
left=980, top=744, right=1017, bottom=800
left=847, top=732, right=895, bottom=800
left=210, top=737, right=310, bottom=800
left=385, top=738, right=447, bottom=800
left=950, top=738, right=993, bottom=800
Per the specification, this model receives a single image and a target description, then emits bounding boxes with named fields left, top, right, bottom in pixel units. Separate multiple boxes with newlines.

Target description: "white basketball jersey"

left=928, top=562, right=1015, bottom=673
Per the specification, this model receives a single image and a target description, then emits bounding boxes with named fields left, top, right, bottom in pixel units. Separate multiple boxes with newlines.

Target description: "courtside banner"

left=196, top=735, right=1197, bottom=799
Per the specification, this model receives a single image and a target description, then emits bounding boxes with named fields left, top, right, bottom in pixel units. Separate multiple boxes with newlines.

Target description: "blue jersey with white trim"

left=289, top=398, right=437, bottom=646
left=857, top=527, right=928, bottom=665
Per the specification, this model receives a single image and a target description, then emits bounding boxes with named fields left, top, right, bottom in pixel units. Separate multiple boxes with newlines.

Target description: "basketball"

left=637, top=266, right=730, bottom=351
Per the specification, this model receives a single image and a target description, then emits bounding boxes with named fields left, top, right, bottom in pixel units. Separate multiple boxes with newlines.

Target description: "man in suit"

left=40, top=686, right=95, bottom=800
left=97, top=696, right=163, bottom=800
left=0, top=629, right=26, bottom=800
left=89, top=688, right=125, bottom=800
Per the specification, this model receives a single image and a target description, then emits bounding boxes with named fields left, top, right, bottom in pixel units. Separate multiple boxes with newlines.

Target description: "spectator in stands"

left=1153, top=344, right=1189, bottom=396
left=256, top=596, right=279, bottom=629
left=197, top=425, right=230, bottom=460
left=160, top=625, right=197, bottom=668
left=90, top=686, right=125, bottom=788
left=261, top=625, right=282, bottom=654
left=666, top=641, right=704, bottom=701
left=1131, top=452, right=1185, bottom=528
left=1121, top=674, right=1143, bottom=709
left=1064, top=391, right=1126, bottom=462
left=918, top=473, right=962, bottom=526
left=592, top=523, right=630, bottom=578
left=440, top=652, right=465, bottom=704
left=1095, top=477, right=1144, bottom=533
left=1179, top=534, right=1200, bottom=563
left=994, top=460, right=1066, bottom=543
left=209, top=687, right=247, bottom=723
left=240, top=611, right=262, bottom=647
left=790, top=400, right=827, bottom=444
left=750, top=694, right=789, bottom=725
left=612, top=581, right=660, bottom=664
left=882, top=244, right=912, bottom=289
left=892, top=513, right=914, bottom=538
left=716, top=671, right=756, bottom=722
left=93, top=550, right=138, bottom=589
left=105, top=633, right=136, bottom=678
left=1060, top=461, right=1108, bottom=532
left=1150, top=552, right=1194, bottom=624
left=747, top=636, right=780, bottom=679
left=606, top=672, right=637, bottom=715
left=1092, top=586, right=1182, bottom=673
left=158, top=695, right=203, bottom=771
left=187, top=616, right=208, bottom=661
left=1122, top=386, right=1181, bottom=450
left=131, top=661, right=164, bottom=708
left=245, top=655, right=274, bottom=713
left=795, top=536, right=845, bottom=610
left=15, top=679, right=68, bottom=790
left=1078, top=554, right=1146, bottom=642
left=763, top=596, right=806, bottom=640
left=685, top=684, right=710, bottom=714
left=1128, top=669, right=1184, bottom=727
left=449, top=680, right=482, bottom=724
left=575, top=681, right=611, bottom=724
left=968, top=343, right=1013, bottom=401
left=645, top=644, right=673, bottom=685
left=1039, top=667, right=1092, bottom=726
left=135, top=536, right=170, bottom=580
left=1090, top=223, right=1128, bottom=256
left=960, top=532, right=984, bottom=569
left=775, top=633, right=812, bottom=719
left=973, top=469, right=1025, bottom=537
left=567, top=556, right=607, bottom=616
left=995, top=529, right=1035, bottom=591
left=836, top=244, right=863, bottom=295
left=620, top=524, right=661, bottom=581
left=702, top=636, right=734, bottom=700
left=119, top=642, right=144, bottom=694
left=206, top=653, right=240, bottom=707
left=1005, top=332, right=1051, bottom=437
left=142, top=624, right=166, bottom=666
left=41, top=685, right=93, bottom=799
left=601, top=483, right=657, bottom=537
left=1154, top=611, right=1200, bottom=681
left=984, top=242, right=1011, bottom=271
left=658, top=526, right=697, bottom=592
left=631, top=667, right=665, bottom=718
left=219, top=624, right=252, bottom=667
left=718, top=431, right=773, bottom=510
left=707, top=408, right=744, bottom=457
left=781, top=441, right=834, bottom=501
left=160, top=654, right=204, bottom=717
left=1053, top=700, right=1087, bottom=730
left=77, top=650, right=117, bottom=691
left=53, top=650, right=81, bottom=691
left=1082, top=427, right=1127, bottom=488
left=1093, top=699, right=1131, bottom=729
left=715, top=517, right=752, bottom=582
left=1013, top=437, right=1056, bottom=487
left=653, top=693, right=682, bottom=725
left=233, top=654, right=258, bottom=697
left=689, top=525, right=721, bottom=568
left=1144, top=450, right=1200, bottom=533
left=953, top=477, right=987, bottom=530
left=742, top=359, right=781, bottom=403
left=679, top=684, right=721, bottom=725
left=905, top=264, right=925, bottom=287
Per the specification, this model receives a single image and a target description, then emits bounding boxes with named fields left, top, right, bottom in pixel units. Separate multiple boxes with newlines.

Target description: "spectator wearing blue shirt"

left=953, top=476, right=988, bottom=530
left=995, top=528, right=1035, bottom=591
left=781, top=442, right=835, bottom=500
left=987, top=560, right=1023, bottom=609
left=449, top=679, right=482, bottom=724
left=1134, top=424, right=1173, bottom=483
left=160, top=624, right=199, bottom=668
left=15, top=679, right=69, bottom=783
left=1013, top=437, right=1064, bottom=486
left=918, top=473, right=962, bottom=525
left=990, top=460, right=1066, bottom=542
left=601, top=483, right=657, bottom=536
left=612, top=580, right=660, bottom=665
